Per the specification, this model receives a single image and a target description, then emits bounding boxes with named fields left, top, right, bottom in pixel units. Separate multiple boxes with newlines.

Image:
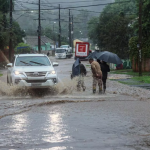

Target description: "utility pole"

left=38, top=0, right=41, bottom=53
left=71, top=15, right=74, bottom=53
left=58, top=4, right=61, bottom=47
left=53, top=23, right=56, bottom=51
left=9, top=0, right=13, bottom=62
left=69, top=9, right=72, bottom=48
left=138, top=0, right=142, bottom=76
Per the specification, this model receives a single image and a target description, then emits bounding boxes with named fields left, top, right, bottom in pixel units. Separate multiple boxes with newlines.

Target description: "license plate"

left=31, top=83, right=42, bottom=86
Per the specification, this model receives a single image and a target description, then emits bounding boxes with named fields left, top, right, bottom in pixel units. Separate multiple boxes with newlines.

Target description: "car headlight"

left=49, top=70, right=56, bottom=74
left=14, top=71, right=23, bottom=75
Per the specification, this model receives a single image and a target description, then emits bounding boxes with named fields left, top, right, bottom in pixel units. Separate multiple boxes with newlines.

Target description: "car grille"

left=25, top=72, right=47, bottom=77
left=25, top=80, right=47, bottom=83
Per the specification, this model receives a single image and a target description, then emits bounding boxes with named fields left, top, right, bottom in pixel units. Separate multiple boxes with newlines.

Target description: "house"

left=23, top=36, right=54, bottom=51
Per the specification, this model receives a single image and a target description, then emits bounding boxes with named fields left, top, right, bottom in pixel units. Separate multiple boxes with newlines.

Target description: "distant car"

left=55, top=48, right=72, bottom=59
left=60, top=45, right=72, bottom=53
left=7, top=54, right=59, bottom=88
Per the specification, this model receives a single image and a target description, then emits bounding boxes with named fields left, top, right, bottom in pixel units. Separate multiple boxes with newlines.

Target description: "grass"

left=118, top=81, right=136, bottom=85
left=111, top=69, right=150, bottom=84
left=0, top=74, right=2, bottom=77
left=86, top=65, right=91, bottom=67
left=133, top=76, right=150, bottom=84
left=111, top=69, right=150, bottom=76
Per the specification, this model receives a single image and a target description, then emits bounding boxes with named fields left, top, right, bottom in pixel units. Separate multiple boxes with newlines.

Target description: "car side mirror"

left=7, top=63, right=13, bottom=67
left=53, top=62, right=59, bottom=67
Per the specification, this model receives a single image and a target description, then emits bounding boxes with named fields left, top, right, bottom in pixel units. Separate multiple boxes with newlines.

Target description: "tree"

left=0, top=12, right=9, bottom=50
left=44, top=26, right=54, bottom=40
left=98, top=13, right=134, bottom=58
left=129, top=0, right=150, bottom=61
left=12, top=21, right=26, bottom=47
left=141, top=0, right=150, bottom=38
left=87, top=17, right=99, bottom=45
left=88, top=0, right=137, bottom=59
left=0, top=0, right=10, bottom=13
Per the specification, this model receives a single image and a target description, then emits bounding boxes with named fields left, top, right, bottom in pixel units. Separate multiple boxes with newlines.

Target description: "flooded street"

left=0, top=57, right=150, bottom=150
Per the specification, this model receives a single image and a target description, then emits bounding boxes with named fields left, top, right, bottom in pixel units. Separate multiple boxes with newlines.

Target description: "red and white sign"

left=75, top=42, right=90, bottom=57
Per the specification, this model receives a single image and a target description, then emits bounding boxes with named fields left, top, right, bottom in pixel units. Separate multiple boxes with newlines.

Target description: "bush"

left=15, top=43, right=31, bottom=54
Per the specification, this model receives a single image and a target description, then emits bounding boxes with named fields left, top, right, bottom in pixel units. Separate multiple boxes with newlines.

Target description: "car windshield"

left=56, top=49, right=66, bottom=53
left=15, top=56, right=51, bottom=66
left=60, top=45, right=68, bottom=48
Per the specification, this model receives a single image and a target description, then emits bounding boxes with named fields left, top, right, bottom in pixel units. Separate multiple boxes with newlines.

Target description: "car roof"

left=56, top=48, right=66, bottom=49
left=15, top=54, right=47, bottom=57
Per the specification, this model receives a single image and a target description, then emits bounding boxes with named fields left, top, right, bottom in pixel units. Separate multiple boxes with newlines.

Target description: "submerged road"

left=0, top=57, right=150, bottom=150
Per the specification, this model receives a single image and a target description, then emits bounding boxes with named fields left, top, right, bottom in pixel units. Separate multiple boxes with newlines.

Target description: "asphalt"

left=0, top=57, right=150, bottom=150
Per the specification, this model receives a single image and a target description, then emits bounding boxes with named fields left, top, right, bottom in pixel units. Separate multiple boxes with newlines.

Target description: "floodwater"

left=0, top=58, right=150, bottom=150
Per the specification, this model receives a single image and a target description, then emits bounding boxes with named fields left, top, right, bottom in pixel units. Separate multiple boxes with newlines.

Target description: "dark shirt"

left=72, top=63, right=86, bottom=78
left=100, top=63, right=110, bottom=79
left=79, top=63, right=87, bottom=76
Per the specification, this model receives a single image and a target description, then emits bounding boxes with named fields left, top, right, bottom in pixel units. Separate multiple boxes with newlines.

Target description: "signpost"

left=75, top=42, right=90, bottom=58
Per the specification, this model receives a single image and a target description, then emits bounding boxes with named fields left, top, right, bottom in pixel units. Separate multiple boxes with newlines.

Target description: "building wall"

left=33, top=44, right=51, bottom=51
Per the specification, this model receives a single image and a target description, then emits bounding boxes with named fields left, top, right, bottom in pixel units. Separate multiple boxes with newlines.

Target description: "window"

left=15, top=56, right=51, bottom=66
left=56, top=49, right=66, bottom=53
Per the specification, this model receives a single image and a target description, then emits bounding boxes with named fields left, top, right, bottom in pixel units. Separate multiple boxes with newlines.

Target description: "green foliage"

left=12, top=21, right=26, bottom=47
left=44, top=26, right=54, bottom=40
left=129, top=1, right=150, bottom=60
left=61, top=42, right=68, bottom=45
left=111, top=69, right=149, bottom=76
left=133, top=76, right=150, bottom=84
left=98, top=13, right=134, bottom=58
left=0, top=12, right=9, bottom=50
left=15, top=43, right=31, bottom=54
left=0, top=0, right=10, bottom=13
left=44, top=25, right=68, bottom=45
left=88, top=0, right=137, bottom=59
left=141, top=0, right=150, bottom=38
left=129, top=36, right=150, bottom=61
left=0, top=0, right=25, bottom=50
left=87, top=17, right=99, bottom=45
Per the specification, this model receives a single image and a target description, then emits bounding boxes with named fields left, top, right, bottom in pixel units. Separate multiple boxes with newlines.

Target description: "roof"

left=56, top=48, right=67, bottom=49
left=23, top=36, right=54, bottom=47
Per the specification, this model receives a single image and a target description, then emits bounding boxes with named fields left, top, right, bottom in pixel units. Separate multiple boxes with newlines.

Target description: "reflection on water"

left=43, top=112, right=70, bottom=143
left=11, top=114, right=28, bottom=132
left=45, top=146, right=66, bottom=150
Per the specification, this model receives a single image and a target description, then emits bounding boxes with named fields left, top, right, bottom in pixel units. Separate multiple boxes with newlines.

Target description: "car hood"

left=13, top=66, right=54, bottom=72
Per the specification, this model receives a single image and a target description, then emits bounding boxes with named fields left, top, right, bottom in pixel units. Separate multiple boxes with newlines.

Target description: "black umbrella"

left=86, top=51, right=100, bottom=59
left=97, top=51, right=122, bottom=65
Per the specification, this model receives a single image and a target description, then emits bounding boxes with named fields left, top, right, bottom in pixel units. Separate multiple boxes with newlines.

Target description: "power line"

left=14, top=0, right=106, bottom=5
left=13, top=1, right=131, bottom=11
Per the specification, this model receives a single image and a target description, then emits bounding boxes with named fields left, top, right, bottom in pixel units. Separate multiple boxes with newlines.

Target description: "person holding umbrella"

left=71, top=58, right=86, bottom=91
left=97, top=60, right=110, bottom=93
left=89, top=58, right=102, bottom=94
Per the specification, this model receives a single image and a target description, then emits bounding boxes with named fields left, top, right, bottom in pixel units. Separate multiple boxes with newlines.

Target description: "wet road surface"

left=0, top=57, right=150, bottom=150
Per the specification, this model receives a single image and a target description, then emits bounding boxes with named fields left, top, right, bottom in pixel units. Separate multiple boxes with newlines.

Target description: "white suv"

left=7, top=54, right=58, bottom=88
